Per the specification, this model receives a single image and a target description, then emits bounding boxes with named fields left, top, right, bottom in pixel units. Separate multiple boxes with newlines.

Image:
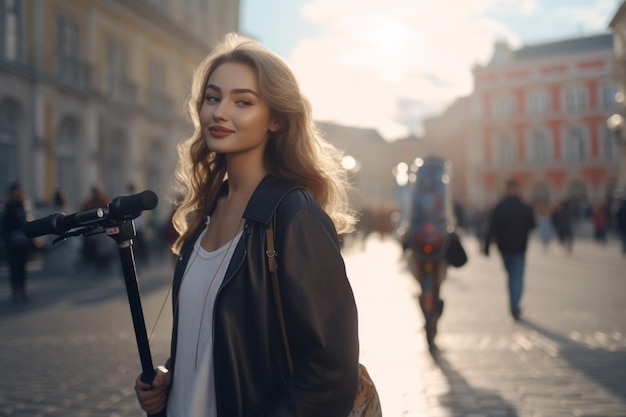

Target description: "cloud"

left=287, top=0, right=520, bottom=140
left=289, top=0, right=516, bottom=139
left=492, top=0, right=537, bottom=15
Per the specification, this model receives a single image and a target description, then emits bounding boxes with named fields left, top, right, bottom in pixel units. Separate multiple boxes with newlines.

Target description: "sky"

left=240, top=0, right=620, bottom=141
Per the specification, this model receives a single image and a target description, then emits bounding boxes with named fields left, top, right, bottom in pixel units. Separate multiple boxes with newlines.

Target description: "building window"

left=148, top=59, right=171, bottom=114
left=493, top=95, right=515, bottom=119
left=106, top=38, right=128, bottom=97
left=529, top=128, right=550, bottom=164
left=528, top=91, right=549, bottom=116
left=105, top=129, right=127, bottom=197
left=600, top=83, right=618, bottom=109
left=0, top=0, right=22, bottom=61
left=563, top=87, right=587, bottom=113
left=563, top=126, right=588, bottom=163
left=148, top=59, right=165, bottom=99
left=0, top=100, right=19, bottom=198
left=56, top=118, right=79, bottom=208
left=603, top=126, right=619, bottom=162
left=496, top=131, right=516, bottom=165
left=56, top=13, right=80, bottom=82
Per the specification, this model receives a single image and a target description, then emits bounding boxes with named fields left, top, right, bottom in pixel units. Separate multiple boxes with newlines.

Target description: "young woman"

left=134, top=33, right=360, bottom=417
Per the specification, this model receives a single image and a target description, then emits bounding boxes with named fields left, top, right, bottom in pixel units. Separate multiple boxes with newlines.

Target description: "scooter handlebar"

left=110, top=190, right=158, bottom=218
left=22, top=212, right=69, bottom=238
left=22, top=190, right=158, bottom=238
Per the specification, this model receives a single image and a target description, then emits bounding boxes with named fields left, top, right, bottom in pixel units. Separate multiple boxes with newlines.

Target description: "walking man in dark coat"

left=483, top=179, right=536, bottom=320
left=1, top=182, right=33, bottom=303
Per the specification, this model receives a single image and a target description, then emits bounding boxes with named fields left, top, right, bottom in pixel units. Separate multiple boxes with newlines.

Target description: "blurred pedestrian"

left=535, top=202, right=553, bottom=251
left=551, top=198, right=574, bottom=254
left=52, top=189, right=68, bottom=212
left=134, top=33, right=364, bottom=417
left=1, top=181, right=33, bottom=303
left=590, top=202, right=609, bottom=244
left=483, top=179, right=536, bottom=321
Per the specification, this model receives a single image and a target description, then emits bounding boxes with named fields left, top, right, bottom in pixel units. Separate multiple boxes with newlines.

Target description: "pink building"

left=471, top=33, right=620, bottom=209
left=427, top=33, right=621, bottom=213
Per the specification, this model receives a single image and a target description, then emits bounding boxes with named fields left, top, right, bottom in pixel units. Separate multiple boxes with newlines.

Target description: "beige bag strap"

left=265, top=215, right=294, bottom=374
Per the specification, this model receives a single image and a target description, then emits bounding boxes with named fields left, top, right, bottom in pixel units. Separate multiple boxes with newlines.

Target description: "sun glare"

left=365, top=17, right=412, bottom=81
left=369, top=18, right=411, bottom=49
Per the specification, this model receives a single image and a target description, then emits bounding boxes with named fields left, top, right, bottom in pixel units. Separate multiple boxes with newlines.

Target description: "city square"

left=1, top=233, right=624, bottom=416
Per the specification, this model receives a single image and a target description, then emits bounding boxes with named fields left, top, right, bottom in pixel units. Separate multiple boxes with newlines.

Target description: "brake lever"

left=51, top=228, right=87, bottom=244
left=51, top=224, right=106, bottom=245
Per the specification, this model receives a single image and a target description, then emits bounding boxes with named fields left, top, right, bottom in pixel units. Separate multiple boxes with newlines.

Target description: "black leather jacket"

left=169, top=174, right=359, bottom=417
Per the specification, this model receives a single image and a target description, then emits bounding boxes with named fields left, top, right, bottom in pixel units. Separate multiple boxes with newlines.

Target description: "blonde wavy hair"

left=171, top=32, right=356, bottom=254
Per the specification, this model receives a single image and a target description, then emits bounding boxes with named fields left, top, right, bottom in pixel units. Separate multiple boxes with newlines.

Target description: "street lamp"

left=341, top=155, right=360, bottom=173
left=393, top=162, right=409, bottom=186
left=607, top=113, right=625, bottom=137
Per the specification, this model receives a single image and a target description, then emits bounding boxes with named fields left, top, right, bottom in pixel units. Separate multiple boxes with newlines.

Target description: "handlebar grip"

left=110, top=190, right=158, bottom=219
left=22, top=213, right=66, bottom=238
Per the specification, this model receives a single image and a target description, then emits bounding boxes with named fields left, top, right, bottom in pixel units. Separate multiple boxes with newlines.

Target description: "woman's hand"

left=134, top=366, right=171, bottom=415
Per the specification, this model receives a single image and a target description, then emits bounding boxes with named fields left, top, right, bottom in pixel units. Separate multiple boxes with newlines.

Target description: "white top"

left=167, top=219, right=242, bottom=417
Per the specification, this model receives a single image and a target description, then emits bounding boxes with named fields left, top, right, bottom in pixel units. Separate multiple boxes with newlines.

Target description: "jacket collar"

left=214, top=174, right=302, bottom=225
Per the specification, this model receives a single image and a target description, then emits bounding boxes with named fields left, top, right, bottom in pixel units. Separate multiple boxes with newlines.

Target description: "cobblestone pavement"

left=346, top=235, right=626, bottom=417
left=0, top=257, right=175, bottom=417
left=0, top=235, right=625, bottom=416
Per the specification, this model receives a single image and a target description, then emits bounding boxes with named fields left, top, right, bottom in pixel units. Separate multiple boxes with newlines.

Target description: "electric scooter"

left=23, top=190, right=165, bottom=417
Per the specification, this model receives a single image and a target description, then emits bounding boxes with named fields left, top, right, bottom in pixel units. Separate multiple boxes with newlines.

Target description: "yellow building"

left=0, top=0, right=239, bottom=215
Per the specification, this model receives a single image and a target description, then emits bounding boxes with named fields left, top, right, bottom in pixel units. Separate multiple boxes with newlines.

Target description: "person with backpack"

left=133, top=33, right=376, bottom=417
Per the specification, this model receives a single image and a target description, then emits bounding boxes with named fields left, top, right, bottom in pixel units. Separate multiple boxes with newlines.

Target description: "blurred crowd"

left=462, top=197, right=626, bottom=255
left=1, top=181, right=180, bottom=282
left=341, top=189, right=626, bottom=259
left=3, top=178, right=626, bottom=288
